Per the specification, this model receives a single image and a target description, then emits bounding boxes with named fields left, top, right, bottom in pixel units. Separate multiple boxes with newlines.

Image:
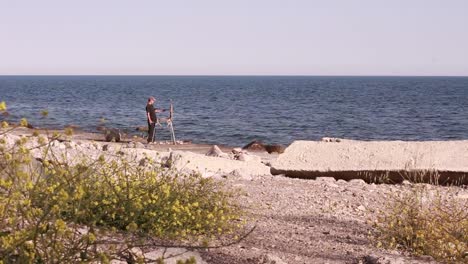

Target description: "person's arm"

left=154, top=108, right=166, bottom=113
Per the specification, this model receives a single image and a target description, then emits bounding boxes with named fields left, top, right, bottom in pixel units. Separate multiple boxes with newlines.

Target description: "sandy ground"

left=199, top=174, right=466, bottom=264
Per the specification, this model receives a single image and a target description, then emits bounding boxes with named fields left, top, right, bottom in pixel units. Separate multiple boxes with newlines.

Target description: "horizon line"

left=1, top=74, right=468, bottom=78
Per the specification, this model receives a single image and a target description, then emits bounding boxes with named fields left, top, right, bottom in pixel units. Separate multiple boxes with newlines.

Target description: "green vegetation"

left=372, top=185, right=467, bottom=262
left=0, top=101, right=246, bottom=263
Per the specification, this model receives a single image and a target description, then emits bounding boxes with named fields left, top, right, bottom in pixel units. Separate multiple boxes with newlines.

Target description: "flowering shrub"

left=372, top=185, right=467, bottom=262
left=0, top=102, right=246, bottom=263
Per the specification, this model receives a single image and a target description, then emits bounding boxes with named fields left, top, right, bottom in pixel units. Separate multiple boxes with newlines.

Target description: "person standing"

left=146, top=96, right=164, bottom=143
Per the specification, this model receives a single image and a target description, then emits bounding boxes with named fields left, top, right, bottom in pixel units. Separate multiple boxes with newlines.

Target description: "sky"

left=0, top=0, right=467, bottom=76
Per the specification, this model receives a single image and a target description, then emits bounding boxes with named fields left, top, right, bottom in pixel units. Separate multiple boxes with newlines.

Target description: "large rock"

left=206, top=145, right=229, bottom=159
left=104, top=128, right=121, bottom=142
left=271, top=140, right=468, bottom=184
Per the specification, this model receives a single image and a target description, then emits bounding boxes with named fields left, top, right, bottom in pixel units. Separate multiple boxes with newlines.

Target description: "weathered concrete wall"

left=271, top=140, right=468, bottom=184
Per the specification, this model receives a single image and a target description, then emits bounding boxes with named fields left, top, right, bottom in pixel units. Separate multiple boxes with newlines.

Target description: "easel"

left=155, top=101, right=177, bottom=145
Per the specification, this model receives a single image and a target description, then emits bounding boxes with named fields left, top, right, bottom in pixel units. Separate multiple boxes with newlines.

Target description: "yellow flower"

left=20, top=118, right=28, bottom=127
left=0, top=101, right=6, bottom=111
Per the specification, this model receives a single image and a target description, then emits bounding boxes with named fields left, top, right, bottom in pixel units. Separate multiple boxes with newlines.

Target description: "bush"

left=0, top=132, right=245, bottom=263
left=372, top=185, right=467, bottom=262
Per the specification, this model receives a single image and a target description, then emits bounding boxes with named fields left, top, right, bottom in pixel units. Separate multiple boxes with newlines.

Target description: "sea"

left=1, top=76, right=467, bottom=146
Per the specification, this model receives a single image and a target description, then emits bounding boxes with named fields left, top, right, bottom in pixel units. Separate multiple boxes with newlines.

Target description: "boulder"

left=206, top=145, right=229, bottom=159
left=104, top=128, right=121, bottom=142
left=264, top=144, right=286, bottom=154
left=242, top=140, right=266, bottom=151
left=232, top=147, right=243, bottom=154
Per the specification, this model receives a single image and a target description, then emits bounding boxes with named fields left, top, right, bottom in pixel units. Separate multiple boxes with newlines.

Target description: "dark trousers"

left=147, top=122, right=156, bottom=142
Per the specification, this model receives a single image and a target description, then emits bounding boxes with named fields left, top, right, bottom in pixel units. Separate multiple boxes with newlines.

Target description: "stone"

left=401, top=180, right=412, bottom=185
left=357, top=205, right=366, bottom=211
left=263, top=253, right=287, bottom=264
left=264, top=144, right=286, bottom=154
left=321, top=137, right=342, bottom=142
left=456, top=191, right=468, bottom=200
left=134, top=142, right=145, bottom=148
left=232, top=147, right=243, bottom=154
left=349, top=179, right=367, bottom=185
left=361, top=254, right=437, bottom=264
left=51, top=140, right=66, bottom=150
left=237, top=152, right=261, bottom=162
left=226, top=169, right=253, bottom=181
left=242, top=140, right=266, bottom=151
left=206, top=145, right=229, bottom=158
left=104, top=128, right=121, bottom=142
left=316, top=177, right=336, bottom=182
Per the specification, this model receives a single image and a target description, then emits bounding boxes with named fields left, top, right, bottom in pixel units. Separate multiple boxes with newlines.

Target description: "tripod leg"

left=169, top=122, right=176, bottom=145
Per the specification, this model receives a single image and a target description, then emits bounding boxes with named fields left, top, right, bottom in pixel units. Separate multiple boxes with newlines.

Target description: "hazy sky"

left=1, top=0, right=467, bottom=75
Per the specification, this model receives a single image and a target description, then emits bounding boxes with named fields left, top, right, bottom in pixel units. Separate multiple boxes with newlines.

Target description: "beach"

left=2, top=127, right=466, bottom=263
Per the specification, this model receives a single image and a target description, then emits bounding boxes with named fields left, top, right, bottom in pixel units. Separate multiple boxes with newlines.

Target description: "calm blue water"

left=1, top=76, right=467, bottom=146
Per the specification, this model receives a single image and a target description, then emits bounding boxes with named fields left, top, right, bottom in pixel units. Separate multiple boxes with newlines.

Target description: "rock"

left=264, top=144, right=286, bottom=154
left=243, top=140, right=267, bottom=151
left=232, top=147, right=243, bottom=154
left=138, top=158, right=148, bottom=166
left=134, top=142, right=145, bottom=148
left=349, top=179, right=367, bottom=185
left=321, top=137, right=342, bottom=142
left=357, top=205, right=366, bottom=211
left=401, top=180, right=412, bottom=185
left=226, top=169, right=253, bottom=181
left=102, top=144, right=115, bottom=151
left=104, top=128, right=121, bottom=142
left=51, top=140, right=66, bottom=150
left=242, top=141, right=285, bottom=154
left=64, top=141, right=76, bottom=149
left=136, top=126, right=148, bottom=132
left=362, top=254, right=437, bottom=264
left=262, top=253, right=287, bottom=264
left=237, top=152, right=261, bottom=162
left=206, top=145, right=229, bottom=158
left=144, top=247, right=207, bottom=264
left=316, top=177, right=336, bottom=182
left=456, top=191, right=468, bottom=200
